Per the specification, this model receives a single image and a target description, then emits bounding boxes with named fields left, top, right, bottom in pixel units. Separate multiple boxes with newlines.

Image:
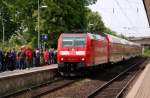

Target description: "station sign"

left=41, top=34, right=48, bottom=41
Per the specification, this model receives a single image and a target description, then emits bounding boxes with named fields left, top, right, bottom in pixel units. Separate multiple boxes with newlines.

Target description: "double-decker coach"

left=106, top=34, right=126, bottom=63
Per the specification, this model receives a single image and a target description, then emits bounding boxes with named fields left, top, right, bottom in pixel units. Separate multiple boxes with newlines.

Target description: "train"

left=57, top=32, right=142, bottom=76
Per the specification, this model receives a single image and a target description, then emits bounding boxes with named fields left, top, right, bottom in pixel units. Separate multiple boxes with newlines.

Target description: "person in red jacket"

left=43, top=49, right=49, bottom=65
left=25, top=48, right=32, bottom=68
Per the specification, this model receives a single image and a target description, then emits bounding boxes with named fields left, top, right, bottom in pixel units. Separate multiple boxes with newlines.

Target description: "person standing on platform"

left=5, top=51, right=9, bottom=70
left=25, top=48, right=33, bottom=68
left=0, top=49, right=4, bottom=71
left=51, top=48, right=55, bottom=64
left=19, top=48, right=26, bottom=69
left=16, top=51, right=19, bottom=69
left=2, top=51, right=6, bottom=71
left=17, top=50, right=21, bottom=69
left=49, top=48, right=54, bottom=64
left=35, top=48, right=40, bottom=66
left=32, top=49, right=36, bottom=67
left=11, top=48, right=16, bottom=70
left=54, top=50, right=57, bottom=64
left=28, top=48, right=33, bottom=67
left=9, top=50, right=14, bottom=71
left=48, top=48, right=51, bottom=64
left=40, top=49, right=44, bottom=66
left=5, top=50, right=13, bottom=70
left=43, top=49, right=49, bottom=65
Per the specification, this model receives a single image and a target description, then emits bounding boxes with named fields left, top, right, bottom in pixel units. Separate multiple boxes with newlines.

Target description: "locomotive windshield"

left=62, top=37, right=85, bottom=47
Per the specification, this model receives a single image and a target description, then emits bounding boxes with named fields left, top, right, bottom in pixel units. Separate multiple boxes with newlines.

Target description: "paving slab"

left=126, top=61, right=150, bottom=98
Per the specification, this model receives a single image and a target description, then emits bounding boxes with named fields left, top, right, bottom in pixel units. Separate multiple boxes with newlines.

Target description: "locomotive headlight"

left=60, top=51, right=69, bottom=55
left=81, top=58, right=85, bottom=61
left=61, top=58, right=64, bottom=61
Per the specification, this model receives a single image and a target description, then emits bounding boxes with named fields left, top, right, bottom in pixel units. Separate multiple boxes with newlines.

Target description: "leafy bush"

left=144, top=47, right=150, bottom=57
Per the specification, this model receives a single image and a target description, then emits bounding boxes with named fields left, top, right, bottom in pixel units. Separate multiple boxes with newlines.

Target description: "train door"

left=91, top=39, right=95, bottom=65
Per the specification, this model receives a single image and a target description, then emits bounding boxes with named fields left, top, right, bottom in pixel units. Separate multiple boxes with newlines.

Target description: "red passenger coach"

left=57, top=33, right=108, bottom=75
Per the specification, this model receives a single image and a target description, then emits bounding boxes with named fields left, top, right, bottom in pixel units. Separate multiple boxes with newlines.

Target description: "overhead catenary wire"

left=90, top=0, right=149, bottom=37
left=113, top=0, right=134, bottom=27
left=125, top=0, right=143, bottom=28
left=112, top=0, right=149, bottom=37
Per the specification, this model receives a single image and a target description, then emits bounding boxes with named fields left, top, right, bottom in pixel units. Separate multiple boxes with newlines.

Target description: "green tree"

left=0, top=1, right=18, bottom=41
left=86, top=9, right=105, bottom=32
left=1, top=0, right=107, bottom=49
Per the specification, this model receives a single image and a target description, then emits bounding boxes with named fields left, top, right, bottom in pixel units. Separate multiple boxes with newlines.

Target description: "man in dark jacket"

left=18, top=49, right=26, bottom=69
left=35, top=49, right=40, bottom=66
left=32, top=49, right=36, bottom=67
left=49, top=48, right=54, bottom=64
left=0, top=49, right=4, bottom=71
left=11, top=48, right=16, bottom=70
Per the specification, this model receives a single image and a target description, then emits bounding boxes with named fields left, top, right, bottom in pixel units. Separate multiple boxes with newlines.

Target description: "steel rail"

left=114, top=69, right=139, bottom=98
left=115, top=58, right=149, bottom=98
left=0, top=77, right=63, bottom=98
left=1, top=77, right=82, bottom=98
left=86, top=59, right=144, bottom=98
left=32, top=79, right=80, bottom=98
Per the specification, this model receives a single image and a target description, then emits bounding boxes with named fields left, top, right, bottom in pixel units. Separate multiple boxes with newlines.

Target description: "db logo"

left=70, top=50, right=75, bottom=55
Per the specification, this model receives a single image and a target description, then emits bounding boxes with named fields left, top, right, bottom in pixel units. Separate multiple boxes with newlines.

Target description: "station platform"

left=126, top=60, right=150, bottom=98
left=0, top=64, right=57, bottom=78
left=0, top=64, right=58, bottom=97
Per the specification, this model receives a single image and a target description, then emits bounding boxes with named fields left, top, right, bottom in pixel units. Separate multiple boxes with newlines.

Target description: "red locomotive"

left=57, top=33, right=142, bottom=75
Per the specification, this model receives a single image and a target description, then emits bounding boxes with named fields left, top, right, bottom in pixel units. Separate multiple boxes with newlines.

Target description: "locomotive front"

left=57, top=33, right=88, bottom=75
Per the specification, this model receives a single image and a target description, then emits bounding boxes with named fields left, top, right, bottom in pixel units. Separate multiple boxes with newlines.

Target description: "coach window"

left=62, top=37, right=73, bottom=47
left=62, top=37, right=85, bottom=47
left=74, top=37, right=85, bottom=47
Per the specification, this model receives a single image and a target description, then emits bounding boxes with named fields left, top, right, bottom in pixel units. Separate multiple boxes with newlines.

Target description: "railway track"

left=39, top=57, right=147, bottom=98
left=86, top=58, right=148, bottom=98
left=31, top=78, right=81, bottom=98
left=0, top=77, right=82, bottom=98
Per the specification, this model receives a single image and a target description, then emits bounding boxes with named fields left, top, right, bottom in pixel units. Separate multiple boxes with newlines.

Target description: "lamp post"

left=37, top=0, right=47, bottom=48
left=0, top=9, right=5, bottom=45
left=38, top=0, right=40, bottom=48
left=2, top=16, right=5, bottom=45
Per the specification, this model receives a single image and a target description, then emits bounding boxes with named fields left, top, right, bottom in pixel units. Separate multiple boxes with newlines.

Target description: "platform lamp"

left=38, top=0, right=47, bottom=48
left=0, top=10, right=5, bottom=45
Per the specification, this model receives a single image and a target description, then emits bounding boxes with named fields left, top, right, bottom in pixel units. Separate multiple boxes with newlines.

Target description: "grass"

left=144, top=48, right=150, bottom=57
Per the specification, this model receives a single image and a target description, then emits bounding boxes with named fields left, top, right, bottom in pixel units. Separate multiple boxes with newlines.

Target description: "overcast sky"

left=88, top=0, right=150, bottom=37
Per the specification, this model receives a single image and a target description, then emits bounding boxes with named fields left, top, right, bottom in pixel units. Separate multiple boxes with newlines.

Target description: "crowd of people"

left=0, top=47, right=57, bottom=72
